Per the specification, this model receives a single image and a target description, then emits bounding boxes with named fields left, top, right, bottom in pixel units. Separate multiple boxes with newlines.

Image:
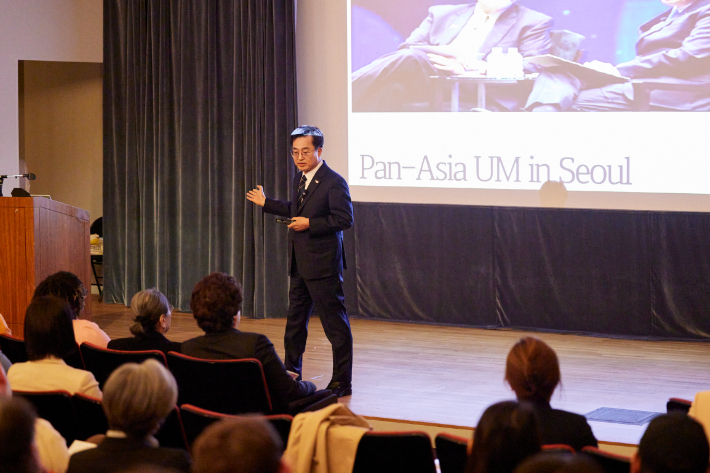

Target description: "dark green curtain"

left=103, top=0, right=296, bottom=318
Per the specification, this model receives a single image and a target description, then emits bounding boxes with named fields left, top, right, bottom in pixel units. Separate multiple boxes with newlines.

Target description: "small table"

left=433, top=74, right=538, bottom=111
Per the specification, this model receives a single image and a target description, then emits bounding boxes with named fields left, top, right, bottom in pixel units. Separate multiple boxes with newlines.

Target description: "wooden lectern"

left=0, top=197, right=92, bottom=337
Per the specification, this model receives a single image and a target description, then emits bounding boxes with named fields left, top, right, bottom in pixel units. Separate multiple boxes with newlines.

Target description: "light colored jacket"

left=284, top=404, right=371, bottom=473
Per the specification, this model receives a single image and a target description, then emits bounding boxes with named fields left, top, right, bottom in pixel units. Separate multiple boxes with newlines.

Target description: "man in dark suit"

left=246, top=126, right=354, bottom=397
left=352, top=0, right=552, bottom=112
left=527, top=0, right=710, bottom=111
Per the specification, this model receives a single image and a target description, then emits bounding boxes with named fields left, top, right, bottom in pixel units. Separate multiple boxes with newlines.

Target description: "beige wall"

left=21, top=61, right=103, bottom=221
left=0, top=0, right=102, bottom=195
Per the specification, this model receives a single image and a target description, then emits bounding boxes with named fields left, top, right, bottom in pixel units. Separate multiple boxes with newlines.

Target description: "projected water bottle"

left=507, top=47, right=524, bottom=79
left=487, top=47, right=505, bottom=78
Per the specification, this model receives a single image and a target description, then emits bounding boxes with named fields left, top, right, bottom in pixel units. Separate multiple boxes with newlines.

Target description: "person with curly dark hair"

left=181, top=272, right=322, bottom=413
left=505, top=337, right=597, bottom=450
left=108, top=289, right=181, bottom=356
left=32, top=271, right=110, bottom=348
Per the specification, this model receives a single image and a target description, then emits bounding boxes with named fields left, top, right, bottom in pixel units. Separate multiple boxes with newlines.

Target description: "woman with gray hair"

left=67, top=359, right=190, bottom=473
left=108, top=289, right=182, bottom=356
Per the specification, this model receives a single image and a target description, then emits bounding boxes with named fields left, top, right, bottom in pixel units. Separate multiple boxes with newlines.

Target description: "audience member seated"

left=192, top=417, right=289, bottom=473
left=67, top=359, right=191, bottom=473
left=7, top=296, right=102, bottom=399
left=1, top=363, right=70, bottom=473
left=33, top=271, right=110, bottom=348
left=0, top=397, right=43, bottom=473
left=688, top=390, right=710, bottom=447
left=505, top=337, right=597, bottom=450
left=181, top=273, right=318, bottom=413
left=108, top=289, right=182, bottom=356
left=632, top=412, right=709, bottom=473
left=513, top=451, right=603, bottom=473
left=0, top=313, right=13, bottom=372
left=464, top=400, right=541, bottom=473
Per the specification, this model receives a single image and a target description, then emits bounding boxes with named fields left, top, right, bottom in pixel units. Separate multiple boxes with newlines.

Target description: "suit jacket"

left=108, top=332, right=182, bottom=357
left=402, top=2, right=553, bottom=60
left=67, top=437, right=191, bottom=473
left=689, top=390, right=710, bottom=448
left=181, top=329, right=317, bottom=412
left=263, top=161, right=353, bottom=280
left=531, top=401, right=598, bottom=451
left=616, top=0, right=710, bottom=109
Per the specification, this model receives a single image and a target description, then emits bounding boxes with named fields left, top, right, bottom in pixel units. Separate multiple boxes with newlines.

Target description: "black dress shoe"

left=326, top=381, right=353, bottom=398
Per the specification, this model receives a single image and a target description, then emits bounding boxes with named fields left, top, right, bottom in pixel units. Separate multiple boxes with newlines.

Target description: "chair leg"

left=91, top=259, right=103, bottom=302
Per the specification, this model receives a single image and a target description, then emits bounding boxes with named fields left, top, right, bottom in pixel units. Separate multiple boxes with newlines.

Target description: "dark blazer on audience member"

left=531, top=401, right=598, bottom=451
left=108, top=332, right=182, bottom=357
left=67, top=437, right=191, bottom=473
left=181, top=328, right=317, bottom=411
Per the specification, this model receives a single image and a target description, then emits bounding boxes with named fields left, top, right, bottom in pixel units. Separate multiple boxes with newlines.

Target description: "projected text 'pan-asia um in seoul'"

left=359, top=155, right=632, bottom=186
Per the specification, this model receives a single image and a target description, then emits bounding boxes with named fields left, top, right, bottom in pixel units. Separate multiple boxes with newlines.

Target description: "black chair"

left=14, top=390, right=79, bottom=443
left=582, top=446, right=631, bottom=473
left=80, top=343, right=167, bottom=389
left=71, top=393, right=108, bottom=439
left=0, top=333, right=28, bottom=363
left=167, top=352, right=273, bottom=415
left=154, top=407, right=189, bottom=450
left=435, top=433, right=469, bottom=473
left=65, top=343, right=86, bottom=370
left=352, top=431, right=437, bottom=473
left=542, top=444, right=576, bottom=453
left=631, top=80, right=710, bottom=111
left=179, top=404, right=292, bottom=451
left=667, top=397, right=692, bottom=414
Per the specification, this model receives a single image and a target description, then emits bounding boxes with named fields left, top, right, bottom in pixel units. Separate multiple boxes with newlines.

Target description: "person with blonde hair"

left=109, top=289, right=181, bottom=355
left=505, top=337, right=597, bottom=450
left=67, top=359, right=190, bottom=473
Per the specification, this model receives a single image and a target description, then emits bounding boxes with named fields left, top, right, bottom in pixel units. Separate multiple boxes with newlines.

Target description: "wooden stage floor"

left=92, top=297, right=710, bottom=447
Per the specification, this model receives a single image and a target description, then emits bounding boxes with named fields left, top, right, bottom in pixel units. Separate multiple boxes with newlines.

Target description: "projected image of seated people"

left=351, top=0, right=710, bottom=112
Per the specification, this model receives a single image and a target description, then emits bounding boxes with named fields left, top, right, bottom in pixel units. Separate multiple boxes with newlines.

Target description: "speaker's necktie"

left=297, top=173, right=307, bottom=206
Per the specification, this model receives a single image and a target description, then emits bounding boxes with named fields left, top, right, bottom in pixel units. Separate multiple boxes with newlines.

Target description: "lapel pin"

left=315, top=180, right=319, bottom=183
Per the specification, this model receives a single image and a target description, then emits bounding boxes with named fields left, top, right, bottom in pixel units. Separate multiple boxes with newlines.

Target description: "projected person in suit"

left=352, top=0, right=553, bottom=112
left=527, top=0, right=710, bottom=111
left=246, top=126, right=354, bottom=398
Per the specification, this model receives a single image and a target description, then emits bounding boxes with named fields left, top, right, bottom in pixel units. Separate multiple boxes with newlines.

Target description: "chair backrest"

left=65, top=343, right=85, bottom=370
left=71, top=393, right=108, bottom=440
left=14, top=390, right=79, bottom=443
left=542, top=444, right=576, bottom=453
left=80, top=342, right=167, bottom=389
left=435, top=433, right=469, bottom=473
left=155, top=406, right=189, bottom=450
left=353, top=431, right=437, bottom=473
left=179, top=404, right=292, bottom=452
left=0, top=333, right=28, bottom=363
left=666, top=397, right=692, bottom=414
left=582, top=446, right=631, bottom=473
left=167, top=352, right=272, bottom=415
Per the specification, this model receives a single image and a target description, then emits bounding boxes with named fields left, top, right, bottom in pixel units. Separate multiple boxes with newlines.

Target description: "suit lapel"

left=439, top=5, right=476, bottom=45
left=297, top=162, right=327, bottom=215
left=479, top=4, right=519, bottom=57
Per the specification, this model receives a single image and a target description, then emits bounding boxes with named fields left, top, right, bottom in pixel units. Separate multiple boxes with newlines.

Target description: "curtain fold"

left=104, top=0, right=296, bottom=318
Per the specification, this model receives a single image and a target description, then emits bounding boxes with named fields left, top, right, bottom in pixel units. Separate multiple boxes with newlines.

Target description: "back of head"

left=0, top=397, right=41, bottom=473
left=32, top=271, right=87, bottom=318
left=505, top=337, right=560, bottom=403
left=514, top=452, right=603, bottom=473
left=637, top=413, right=709, bottom=473
left=190, top=272, right=243, bottom=333
left=102, top=359, right=177, bottom=438
left=130, top=288, right=171, bottom=336
left=192, top=417, right=283, bottom=473
left=465, top=401, right=542, bottom=473
left=24, top=296, right=77, bottom=361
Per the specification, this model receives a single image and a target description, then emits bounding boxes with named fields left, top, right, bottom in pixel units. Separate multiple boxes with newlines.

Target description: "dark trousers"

left=285, top=260, right=353, bottom=386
